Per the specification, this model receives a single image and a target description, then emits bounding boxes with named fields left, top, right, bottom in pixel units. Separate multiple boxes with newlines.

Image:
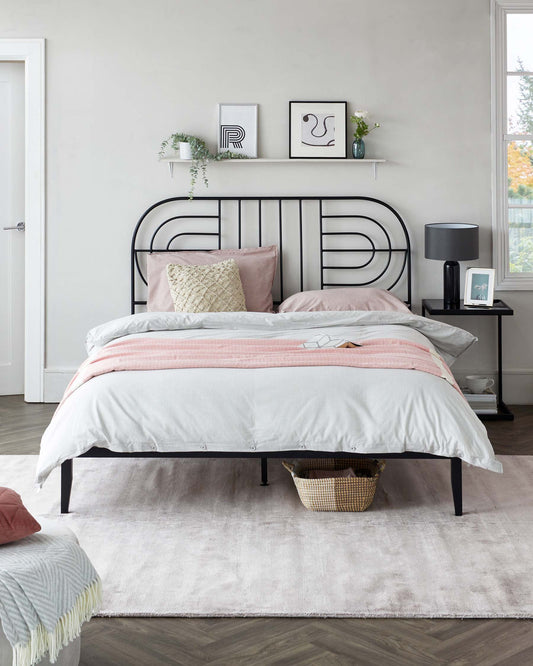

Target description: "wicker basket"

left=282, top=458, right=385, bottom=512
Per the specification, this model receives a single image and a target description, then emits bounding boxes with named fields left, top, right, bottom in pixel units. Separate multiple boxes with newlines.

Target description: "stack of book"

left=462, top=388, right=498, bottom=415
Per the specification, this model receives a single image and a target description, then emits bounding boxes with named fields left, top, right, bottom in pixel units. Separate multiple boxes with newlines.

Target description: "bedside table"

left=421, top=299, right=514, bottom=421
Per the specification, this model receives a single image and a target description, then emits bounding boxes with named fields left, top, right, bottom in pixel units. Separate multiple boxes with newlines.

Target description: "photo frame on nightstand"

left=464, top=268, right=495, bottom=306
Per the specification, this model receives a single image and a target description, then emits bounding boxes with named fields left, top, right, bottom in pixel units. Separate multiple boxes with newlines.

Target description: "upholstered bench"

left=0, top=519, right=95, bottom=666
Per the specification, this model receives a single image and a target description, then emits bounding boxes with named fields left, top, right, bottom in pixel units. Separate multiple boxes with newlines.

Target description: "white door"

left=0, top=62, right=25, bottom=395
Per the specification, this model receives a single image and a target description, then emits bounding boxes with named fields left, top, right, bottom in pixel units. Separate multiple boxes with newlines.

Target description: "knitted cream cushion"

left=166, top=259, right=247, bottom=313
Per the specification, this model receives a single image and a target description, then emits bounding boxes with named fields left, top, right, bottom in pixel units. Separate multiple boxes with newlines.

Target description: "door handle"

left=3, top=222, right=25, bottom=231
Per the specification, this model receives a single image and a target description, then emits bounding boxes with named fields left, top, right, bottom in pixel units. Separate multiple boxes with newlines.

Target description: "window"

left=492, top=1, right=533, bottom=288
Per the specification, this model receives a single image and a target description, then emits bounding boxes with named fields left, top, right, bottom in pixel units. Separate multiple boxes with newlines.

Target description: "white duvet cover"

left=37, top=311, right=502, bottom=485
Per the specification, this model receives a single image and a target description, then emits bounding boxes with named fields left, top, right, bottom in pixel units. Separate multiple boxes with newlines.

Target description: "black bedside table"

left=421, top=299, right=514, bottom=421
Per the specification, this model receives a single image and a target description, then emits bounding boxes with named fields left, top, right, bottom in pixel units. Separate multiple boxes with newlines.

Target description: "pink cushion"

left=147, top=246, right=278, bottom=313
left=0, top=487, right=41, bottom=545
left=278, top=287, right=410, bottom=313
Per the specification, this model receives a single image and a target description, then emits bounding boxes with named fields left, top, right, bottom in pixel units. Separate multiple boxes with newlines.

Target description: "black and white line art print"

left=289, top=101, right=347, bottom=158
left=301, top=113, right=335, bottom=147
left=218, top=104, right=258, bottom=157
left=220, top=124, right=246, bottom=149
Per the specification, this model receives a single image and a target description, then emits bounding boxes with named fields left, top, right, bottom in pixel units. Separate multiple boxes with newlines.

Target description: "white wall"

left=2, top=0, right=531, bottom=402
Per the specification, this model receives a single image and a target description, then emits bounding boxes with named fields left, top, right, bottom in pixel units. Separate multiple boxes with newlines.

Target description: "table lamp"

left=424, top=223, right=479, bottom=309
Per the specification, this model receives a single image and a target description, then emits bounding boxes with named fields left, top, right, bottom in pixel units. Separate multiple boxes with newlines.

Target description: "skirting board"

left=44, top=367, right=533, bottom=404
left=44, top=369, right=75, bottom=403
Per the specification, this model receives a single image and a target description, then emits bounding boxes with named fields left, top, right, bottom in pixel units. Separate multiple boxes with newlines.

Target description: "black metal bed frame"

left=60, top=195, right=463, bottom=516
left=130, top=195, right=412, bottom=311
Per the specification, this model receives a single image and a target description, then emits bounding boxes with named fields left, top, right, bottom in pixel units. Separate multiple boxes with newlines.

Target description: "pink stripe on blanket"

left=62, top=337, right=460, bottom=405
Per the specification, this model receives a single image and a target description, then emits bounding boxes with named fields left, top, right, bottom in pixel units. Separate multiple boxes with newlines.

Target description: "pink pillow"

left=147, top=246, right=278, bottom=313
left=278, top=287, right=410, bottom=313
left=0, top=487, right=41, bottom=545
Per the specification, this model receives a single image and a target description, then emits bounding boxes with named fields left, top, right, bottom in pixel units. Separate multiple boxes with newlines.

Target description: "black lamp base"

left=443, top=260, right=460, bottom=309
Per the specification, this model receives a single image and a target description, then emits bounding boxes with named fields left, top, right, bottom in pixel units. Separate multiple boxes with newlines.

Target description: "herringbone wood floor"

left=1, top=395, right=533, bottom=665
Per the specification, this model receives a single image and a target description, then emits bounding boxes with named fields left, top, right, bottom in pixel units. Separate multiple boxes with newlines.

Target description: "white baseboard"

left=44, top=367, right=533, bottom=404
left=43, top=368, right=75, bottom=402
left=504, top=372, right=533, bottom=405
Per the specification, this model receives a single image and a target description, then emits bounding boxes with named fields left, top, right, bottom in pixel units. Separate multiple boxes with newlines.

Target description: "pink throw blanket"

left=62, top=337, right=460, bottom=404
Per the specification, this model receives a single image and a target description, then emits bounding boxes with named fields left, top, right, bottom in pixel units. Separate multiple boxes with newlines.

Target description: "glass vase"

left=352, top=138, right=365, bottom=159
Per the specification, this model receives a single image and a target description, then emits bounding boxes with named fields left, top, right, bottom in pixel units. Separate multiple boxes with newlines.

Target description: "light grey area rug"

left=2, top=455, right=532, bottom=618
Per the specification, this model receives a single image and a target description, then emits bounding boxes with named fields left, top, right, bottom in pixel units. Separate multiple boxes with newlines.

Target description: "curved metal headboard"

left=131, top=196, right=411, bottom=313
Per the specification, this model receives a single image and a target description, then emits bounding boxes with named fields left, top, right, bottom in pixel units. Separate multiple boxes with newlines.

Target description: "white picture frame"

left=289, top=101, right=347, bottom=158
left=217, top=103, right=258, bottom=158
left=464, top=268, right=496, bottom=306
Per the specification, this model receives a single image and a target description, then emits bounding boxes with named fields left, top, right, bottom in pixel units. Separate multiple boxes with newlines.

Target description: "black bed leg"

left=260, top=457, right=269, bottom=486
left=451, top=457, right=462, bottom=516
left=61, top=459, right=73, bottom=514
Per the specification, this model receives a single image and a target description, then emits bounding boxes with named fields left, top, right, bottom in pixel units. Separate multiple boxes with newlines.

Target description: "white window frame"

left=492, top=0, right=533, bottom=289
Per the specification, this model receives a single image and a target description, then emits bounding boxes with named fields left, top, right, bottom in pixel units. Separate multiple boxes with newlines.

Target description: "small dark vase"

left=352, top=138, right=365, bottom=159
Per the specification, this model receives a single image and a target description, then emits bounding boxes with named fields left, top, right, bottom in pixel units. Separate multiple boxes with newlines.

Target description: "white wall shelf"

left=161, top=157, right=386, bottom=180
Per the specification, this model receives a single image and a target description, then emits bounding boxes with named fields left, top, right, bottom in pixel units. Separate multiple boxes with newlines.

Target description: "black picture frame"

left=289, top=101, right=347, bottom=159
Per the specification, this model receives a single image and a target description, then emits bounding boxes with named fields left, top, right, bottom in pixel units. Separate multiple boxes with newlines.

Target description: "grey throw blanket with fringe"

left=0, top=533, right=101, bottom=666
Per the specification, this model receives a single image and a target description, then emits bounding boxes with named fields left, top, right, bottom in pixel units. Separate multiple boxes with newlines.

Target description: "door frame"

left=0, top=39, right=45, bottom=401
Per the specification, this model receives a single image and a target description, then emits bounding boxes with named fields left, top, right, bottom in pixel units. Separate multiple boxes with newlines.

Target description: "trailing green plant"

left=159, top=132, right=247, bottom=198
left=350, top=110, right=380, bottom=141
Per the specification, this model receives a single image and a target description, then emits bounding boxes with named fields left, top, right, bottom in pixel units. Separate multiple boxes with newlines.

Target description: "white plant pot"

left=179, top=142, right=192, bottom=160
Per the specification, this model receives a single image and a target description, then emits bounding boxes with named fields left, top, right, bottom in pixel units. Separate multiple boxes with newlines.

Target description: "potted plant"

left=159, top=132, right=247, bottom=198
left=350, top=111, right=380, bottom=159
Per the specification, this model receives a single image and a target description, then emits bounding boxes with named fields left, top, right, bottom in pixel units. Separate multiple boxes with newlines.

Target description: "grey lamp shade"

left=424, top=223, right=479, bottom=261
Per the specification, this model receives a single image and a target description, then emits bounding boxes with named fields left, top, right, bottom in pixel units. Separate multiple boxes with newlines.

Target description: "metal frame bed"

left=60, top=195, right=463, bottom=516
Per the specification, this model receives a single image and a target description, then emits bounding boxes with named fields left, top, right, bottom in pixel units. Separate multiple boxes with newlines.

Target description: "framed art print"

left=218, top=104, right=258, bottom=157
left=289, top=101, right=347, bottom=158
left=464, top=268, right=495, bottom=306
